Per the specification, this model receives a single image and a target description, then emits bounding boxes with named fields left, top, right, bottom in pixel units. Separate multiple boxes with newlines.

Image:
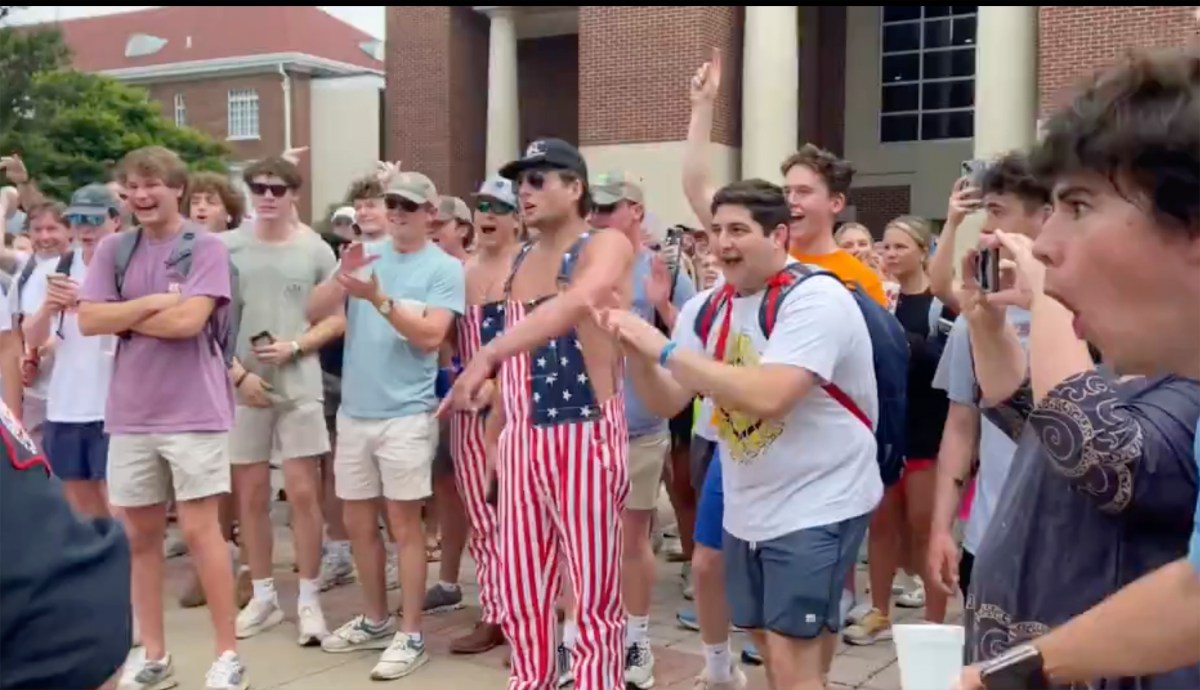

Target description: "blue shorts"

left=694, top=443, right=724, bottom=550
left=43, top=421, right=109, bottom=481
left=724, top=513, right=870, bottom=639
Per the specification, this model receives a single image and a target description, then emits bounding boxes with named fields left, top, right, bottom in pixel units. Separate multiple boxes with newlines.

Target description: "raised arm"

left=682, top=49, right=722, bottom=229
left=929, top=178, right=981, bottom=311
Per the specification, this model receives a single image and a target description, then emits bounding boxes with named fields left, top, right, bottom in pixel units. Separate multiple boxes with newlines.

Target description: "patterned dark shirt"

left=968, top=370, right=1200, bottom=689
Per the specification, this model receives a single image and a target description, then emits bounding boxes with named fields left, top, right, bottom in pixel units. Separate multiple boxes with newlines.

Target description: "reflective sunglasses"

left=67, top=213, right=109, bottom=227
left=248, top=182, right=291, bottom=198
left=385, top=196, right=422, bottom=213
left=475, top=199, right=515, bottom=215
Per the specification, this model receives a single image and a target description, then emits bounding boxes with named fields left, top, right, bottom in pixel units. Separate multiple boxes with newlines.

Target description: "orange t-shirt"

left=789, top=248, right=889, bottom=307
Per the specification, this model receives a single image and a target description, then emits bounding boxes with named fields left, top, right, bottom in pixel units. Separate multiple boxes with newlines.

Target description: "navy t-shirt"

left=0, top=402, right=132, bottom=690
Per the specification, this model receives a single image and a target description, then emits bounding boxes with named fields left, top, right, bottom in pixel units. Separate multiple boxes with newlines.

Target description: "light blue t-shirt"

left=625, top=250, right=697, bottom=438
left=931, top=309, right=1031, bottom=555
left=341, top=241, right=465, bottom=419
left=1190, top=419, right=1200, bottom=571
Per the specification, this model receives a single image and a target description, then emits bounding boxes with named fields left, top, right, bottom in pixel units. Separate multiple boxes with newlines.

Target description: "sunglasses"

left=67, top=213, right=109, bottom=227
left=248, top=182, right=291, bottom=198
left=385, top=196, right=422, bottom=213
left=592, top=202, right=623, bottom=216
left=517, top=167, right=567, bottom=190
left=475, top=199, right=515, bottom=215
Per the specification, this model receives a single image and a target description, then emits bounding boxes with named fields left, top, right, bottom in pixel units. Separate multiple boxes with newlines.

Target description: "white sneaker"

left=318, top=548, right=356, bottom=591
left=896, top=576, right=926, bottom=608
left=370, top=632, right=430, bottom=680
left=693, top=663, right=748, bottom=690
left=235, top=597, right=284, bottom=639
left=297, top=604, right=329, bottom=647
left=120, top=649, right=177, bottom=690
left=385, top=552, right=401, bottom=591
left=624, top=642, right=655, bottom=689
left=847, top=600, right=873, bottom=626
left=203, top=651, right=248, bottom=690
left=321, top=614, right=396, bottom=653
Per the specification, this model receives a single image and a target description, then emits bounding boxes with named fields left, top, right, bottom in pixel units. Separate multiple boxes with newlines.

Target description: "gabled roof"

left=55, top=6, right=383, bottom=76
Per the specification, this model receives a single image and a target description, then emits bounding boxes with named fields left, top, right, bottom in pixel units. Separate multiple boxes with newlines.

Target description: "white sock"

left=625, top=615, right=650, bottom=647
left=563, top=620, right=579, bottom=650
left=251, top=578, right=276, bottom=604
left=704, top=643, right=732, bottom=682
left=298, top=579, right=320, bottom=608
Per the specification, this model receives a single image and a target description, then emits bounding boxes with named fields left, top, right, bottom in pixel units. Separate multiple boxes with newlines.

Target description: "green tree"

left=0, top=26, right=228, bottom=201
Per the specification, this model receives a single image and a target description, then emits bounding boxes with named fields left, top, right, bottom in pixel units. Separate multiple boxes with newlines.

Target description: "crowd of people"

left=0, top=40, right=1197, bottom=690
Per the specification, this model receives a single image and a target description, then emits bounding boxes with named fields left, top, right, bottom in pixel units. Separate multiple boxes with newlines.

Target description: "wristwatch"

left=980, top=644, right=1050, bottom=690
left=376, top=297, right=394, bottom=316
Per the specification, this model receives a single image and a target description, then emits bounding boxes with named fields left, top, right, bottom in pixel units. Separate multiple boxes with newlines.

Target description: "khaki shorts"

left=229, top=401, right=331, bottom=465
left=107, top=432, right=230, bottom=508
left=627, top=430, right=669, bottom=511
left=335, top=412, right=437, bottom=502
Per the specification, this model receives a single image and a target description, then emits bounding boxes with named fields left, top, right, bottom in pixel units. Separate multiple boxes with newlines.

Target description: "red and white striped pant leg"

left=450, top=411, right=503, bottom=625
left=555, top=398, right=630, bottom=690
left=499, top=419, right=562, bottom=690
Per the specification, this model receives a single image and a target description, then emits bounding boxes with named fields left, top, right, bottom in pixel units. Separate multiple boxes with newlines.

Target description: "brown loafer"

left=450, top=622, right=506, bottom=655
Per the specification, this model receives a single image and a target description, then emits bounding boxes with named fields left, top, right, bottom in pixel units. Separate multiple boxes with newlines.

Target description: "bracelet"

left=658, top=341, right=678, bottom=367
left=234, top=371, right=249, bottom=387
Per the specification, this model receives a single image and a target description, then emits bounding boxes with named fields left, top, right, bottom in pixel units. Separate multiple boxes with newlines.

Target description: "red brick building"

left=55, top=6, right=385, bottom=222
left=385, top=5, right=1198, bottom=232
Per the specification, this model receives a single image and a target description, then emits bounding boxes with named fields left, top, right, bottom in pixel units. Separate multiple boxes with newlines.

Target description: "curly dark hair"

left=710, top=179, right=791, bottom=234
left=345, top=174, right=384, bottom=203
left=187, top=172, right=245, bottom=229
left=1032, top=47, right=1199, bottom=237
left=780, top=143, right=856, bottom=196
left=981, top=152, right=1051, bottom=209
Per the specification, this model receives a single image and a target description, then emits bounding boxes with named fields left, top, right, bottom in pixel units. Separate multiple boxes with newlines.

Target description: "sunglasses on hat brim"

left=67, top=212, right=115, bottom=227
left=475, top=198, right=516, bottom=215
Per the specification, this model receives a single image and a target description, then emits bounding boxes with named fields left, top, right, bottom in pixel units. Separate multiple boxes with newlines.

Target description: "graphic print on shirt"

left=713, top=331, right=783, bottom=464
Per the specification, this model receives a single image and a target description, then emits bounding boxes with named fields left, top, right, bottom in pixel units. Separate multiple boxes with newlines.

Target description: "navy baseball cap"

left=65, top=184, right=120, bottom=217
left=499, top=138, right=589, bottom=181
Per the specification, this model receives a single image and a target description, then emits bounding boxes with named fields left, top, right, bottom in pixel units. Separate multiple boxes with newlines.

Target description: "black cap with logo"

left=499, top=138, right=589, bottom=181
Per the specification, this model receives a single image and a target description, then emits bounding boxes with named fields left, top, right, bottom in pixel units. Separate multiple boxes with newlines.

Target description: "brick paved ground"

left=151, top=511, right=961, bottom=689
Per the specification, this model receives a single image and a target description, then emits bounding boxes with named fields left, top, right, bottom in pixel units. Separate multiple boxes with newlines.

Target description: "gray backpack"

left=113, top=228, right=241, bottom=366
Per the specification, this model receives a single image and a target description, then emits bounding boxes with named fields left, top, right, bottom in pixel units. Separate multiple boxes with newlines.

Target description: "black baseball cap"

left=65, top=183, right=120, bottom=217
left=499, top=138, right=589, bottom=181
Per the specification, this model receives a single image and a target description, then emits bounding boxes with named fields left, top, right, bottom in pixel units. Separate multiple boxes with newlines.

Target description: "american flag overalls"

left=449, top=299, right=506, bottom=626
left=497, top=232, right=630, bottom=690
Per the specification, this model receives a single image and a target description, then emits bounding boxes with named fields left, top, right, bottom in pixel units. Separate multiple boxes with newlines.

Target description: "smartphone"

left=961, top=159, right=990, bottom=188
left=975, top=247, right=1001, bottom=293
left=250, top=330, right=276, bottom=347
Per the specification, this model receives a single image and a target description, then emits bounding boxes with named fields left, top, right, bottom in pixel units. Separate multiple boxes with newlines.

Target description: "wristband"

left=234, top=371, right=249, bottom=387
left=658, top=341, right=678, bottom=367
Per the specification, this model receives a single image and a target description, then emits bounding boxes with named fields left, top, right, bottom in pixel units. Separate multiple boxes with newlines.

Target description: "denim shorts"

left=43, top=421, right=109, bottom=481
left=724, top=513, right=870, bottom=639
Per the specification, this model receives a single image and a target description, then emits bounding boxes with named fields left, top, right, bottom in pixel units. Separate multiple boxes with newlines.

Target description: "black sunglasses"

left=475, top=199, right=515, bottom=215
left=248, top=182, right=291, bottom=198
left=385, top=196, right=422, bottom=213
left=592, top=202, right=623, bottom=216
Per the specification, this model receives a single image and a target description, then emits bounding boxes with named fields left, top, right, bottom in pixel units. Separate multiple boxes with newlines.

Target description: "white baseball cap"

left=331, top=206, right=356, bottom=223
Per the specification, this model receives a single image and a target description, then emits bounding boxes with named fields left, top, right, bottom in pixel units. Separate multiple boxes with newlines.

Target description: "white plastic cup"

left=893, top=623, right=965, bottom=690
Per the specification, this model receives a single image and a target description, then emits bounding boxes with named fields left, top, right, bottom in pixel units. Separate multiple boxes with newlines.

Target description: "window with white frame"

left=227, top=88, right=260, bottom=140
left=879, top=6, right=977, bottom=143
left=173, top=93, right=186, bottom=127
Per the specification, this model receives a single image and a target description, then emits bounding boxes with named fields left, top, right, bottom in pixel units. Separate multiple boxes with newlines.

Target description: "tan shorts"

left=107, top=432, right=230, bottom=508
left=229, top=401, right=331, bottom=465
left=335, top=412, right=437, bottom=502
left=627, top=430, right=669, bottom=511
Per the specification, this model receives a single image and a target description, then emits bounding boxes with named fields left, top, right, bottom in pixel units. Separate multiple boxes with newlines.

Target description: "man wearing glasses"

left=21, top=184, right=120, bottom=520
left=307, top=170, right=464, bottom=681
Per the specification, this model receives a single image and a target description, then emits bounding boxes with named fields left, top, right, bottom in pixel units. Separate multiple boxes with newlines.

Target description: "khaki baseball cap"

left=385, top=171, right=437, bottom=206
left=436, top=196, right=473, bottom=225
left=591, top=171, right=645, bottom=206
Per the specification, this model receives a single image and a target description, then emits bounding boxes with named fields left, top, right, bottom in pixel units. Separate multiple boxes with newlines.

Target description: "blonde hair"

left=883, top=215, right=933, bottom=254
left=834, top=222, right=873, bottom=244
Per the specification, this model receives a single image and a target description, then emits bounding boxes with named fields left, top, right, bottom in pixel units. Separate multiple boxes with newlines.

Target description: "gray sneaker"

left=422, top=583, right=465, bottom=614
left=163, top=535, right=187, bottom=559
left=318, top=549, right=355, bottom=592
left=123, top=651, right=177, bottom=690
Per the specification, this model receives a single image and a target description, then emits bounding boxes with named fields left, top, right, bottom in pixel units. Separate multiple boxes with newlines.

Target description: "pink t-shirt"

left=80, top=223, right=234, bottom=434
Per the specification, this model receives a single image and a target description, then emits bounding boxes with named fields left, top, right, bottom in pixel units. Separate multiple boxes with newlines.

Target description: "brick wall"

left=1039, top=6, right=1200, bottom=116
left=578, top=6, right=742, bottom=147
left=146, top=70, right=313, bottom=221
left=519, top=35, right=579, bottom=150
left=384, top=6, right=488, bottom=198
left=847, top=185, right=911, bottom=237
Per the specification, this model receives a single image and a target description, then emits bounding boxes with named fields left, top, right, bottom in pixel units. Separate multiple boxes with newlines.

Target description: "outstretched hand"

left=689, top=48, right=722, bottom=104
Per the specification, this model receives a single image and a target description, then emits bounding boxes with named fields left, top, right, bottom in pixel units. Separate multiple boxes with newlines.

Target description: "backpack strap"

left=503, top=241, right=535, bottom=300
left=928, top=296, right=944, bottom=339
left=113, top=229, right=143, bottom=298
left=556, top=231, right=592, bottom=287
left=165, top=230, right=198, bottom=274
left=692, top=283, right=734, bottom=347
left=54, top=250, right=75, bottom=277
left=15, top=255, right=38, bottom=302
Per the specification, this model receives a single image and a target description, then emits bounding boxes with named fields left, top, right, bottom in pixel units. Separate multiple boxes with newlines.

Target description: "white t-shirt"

left=45, top=253, right=114, bottom=423
left=8, top=253, right=62, bottom=400
left=672, top=270, right=884, bottom=542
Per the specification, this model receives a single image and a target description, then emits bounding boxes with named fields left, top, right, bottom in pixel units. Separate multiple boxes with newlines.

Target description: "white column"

left=973, top=6, right=1038, bottom=158
left=485, top=6, right=519, bottom=174
left=742, top=6, right=799, bottom=181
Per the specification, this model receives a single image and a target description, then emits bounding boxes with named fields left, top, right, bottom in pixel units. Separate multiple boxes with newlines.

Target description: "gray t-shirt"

left=931, top=310, right=1031, bottom=554
left=222, top=228, right=337, bottom=405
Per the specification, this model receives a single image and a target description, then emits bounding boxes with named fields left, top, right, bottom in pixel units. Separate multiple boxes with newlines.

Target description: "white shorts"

left=229, top=401, right=330, bottom=465
left=107, top=432, right=230, bottom=508
left=334, top=412, right=437, bottom=502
